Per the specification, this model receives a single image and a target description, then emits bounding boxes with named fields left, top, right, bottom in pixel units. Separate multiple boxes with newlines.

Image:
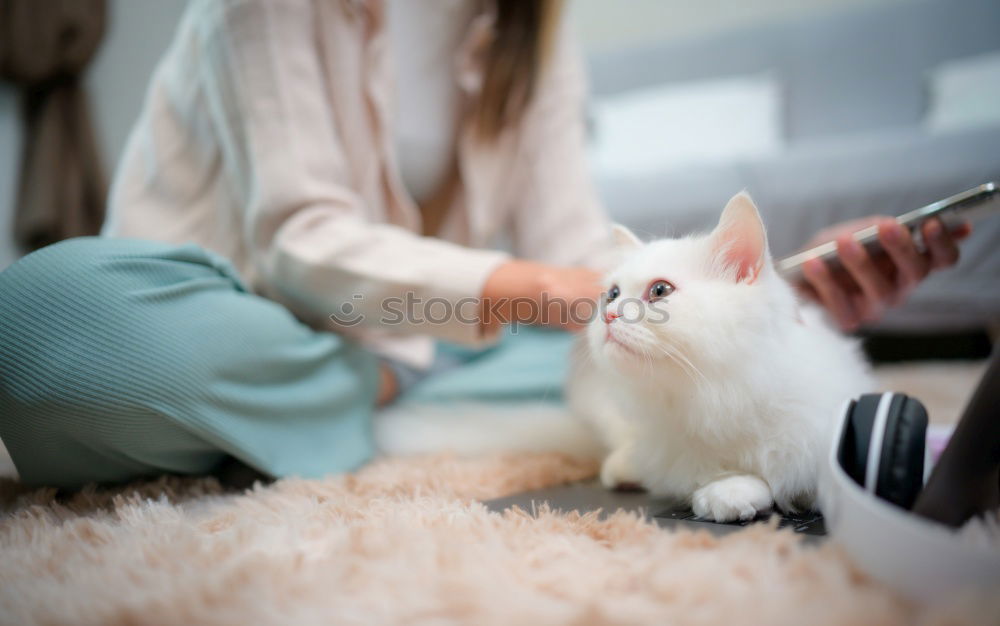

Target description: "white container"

left=820, top=401, right=1000, bottom=603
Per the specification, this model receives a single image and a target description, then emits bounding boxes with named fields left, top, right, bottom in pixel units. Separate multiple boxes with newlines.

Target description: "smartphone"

left=777, top=182, right=999, bottom=280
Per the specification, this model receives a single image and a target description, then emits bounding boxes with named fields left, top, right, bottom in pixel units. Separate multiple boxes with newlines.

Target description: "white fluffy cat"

left=569, top=192, right=874, bottom=522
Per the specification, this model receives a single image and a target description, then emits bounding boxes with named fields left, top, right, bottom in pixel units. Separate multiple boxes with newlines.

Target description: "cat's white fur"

left=569, top=192, right=874, bottom=521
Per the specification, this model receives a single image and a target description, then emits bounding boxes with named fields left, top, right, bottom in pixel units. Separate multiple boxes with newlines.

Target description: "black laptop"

left=484, top=481, right=826, bottom=539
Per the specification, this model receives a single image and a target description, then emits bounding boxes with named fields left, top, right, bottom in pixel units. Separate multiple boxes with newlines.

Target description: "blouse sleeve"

left=507, top=22, right=614, bottom=271
left=197, top=0, right=508, bottom=345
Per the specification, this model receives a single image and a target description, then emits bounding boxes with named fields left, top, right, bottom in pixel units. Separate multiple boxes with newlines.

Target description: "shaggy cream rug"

left=0, top=361, right=995, bottom=624
left=0, top=451, right=997, bottom=625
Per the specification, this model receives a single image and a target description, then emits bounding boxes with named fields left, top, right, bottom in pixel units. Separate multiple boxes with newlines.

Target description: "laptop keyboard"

left=650, top=506, right=826, bottom=536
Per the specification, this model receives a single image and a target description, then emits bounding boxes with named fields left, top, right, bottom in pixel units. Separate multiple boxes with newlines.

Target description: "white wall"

left=570, top=0, right=910, bottom=53
left=90, top=1, right=188, bottom=169
left=0, top=87, right=20, bottom=269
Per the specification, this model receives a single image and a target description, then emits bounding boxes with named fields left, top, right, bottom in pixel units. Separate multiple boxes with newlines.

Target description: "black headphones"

left=837, top=392, right=928, bottom=510
left=835, top=350, right=999, bottom=524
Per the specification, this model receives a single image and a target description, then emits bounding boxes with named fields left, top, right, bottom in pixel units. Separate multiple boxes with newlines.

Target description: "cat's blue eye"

left=647, top=280, right=675, bottom=301
left=606, top=285, right=620, bottom=303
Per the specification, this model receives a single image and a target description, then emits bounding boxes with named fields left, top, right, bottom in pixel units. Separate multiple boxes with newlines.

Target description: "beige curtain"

left=0, top=0, right=108, bottom=252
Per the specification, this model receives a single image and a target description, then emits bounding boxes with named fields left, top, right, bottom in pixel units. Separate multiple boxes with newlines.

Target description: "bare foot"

left=376, top=364, right=398, bottom=407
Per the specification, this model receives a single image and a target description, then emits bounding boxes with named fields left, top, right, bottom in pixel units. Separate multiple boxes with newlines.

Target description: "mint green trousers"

left=0, top=238, right=574, bottom=488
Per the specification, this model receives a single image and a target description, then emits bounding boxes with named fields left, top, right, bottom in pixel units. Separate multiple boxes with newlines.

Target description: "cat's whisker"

left=655, top=346, right=689, bottom=379
left=657, top=343, right=709, bottom=386
left=641, top=347, right=654, bottom=377
left=672, top=351, right=709, bottom=387
left=666, top=345, right=707, bottom=384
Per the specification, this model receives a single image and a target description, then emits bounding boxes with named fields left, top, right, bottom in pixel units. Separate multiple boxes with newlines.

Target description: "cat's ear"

left=709, top=192, right=769, bottom=283
left=611, top=224, right=642, bottom=250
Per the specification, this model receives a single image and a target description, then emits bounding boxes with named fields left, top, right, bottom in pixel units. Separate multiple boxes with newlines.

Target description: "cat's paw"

left=600, top=446, right=641, bottom=490
left=692, top=475, right=773, bottom=522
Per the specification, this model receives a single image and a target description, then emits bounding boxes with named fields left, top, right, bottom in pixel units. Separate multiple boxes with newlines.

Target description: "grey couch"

left=586, top=0, right=1000, bottom=331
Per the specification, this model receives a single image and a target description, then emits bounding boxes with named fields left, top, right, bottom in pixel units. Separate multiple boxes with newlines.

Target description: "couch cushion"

left=585, top=0, right=1000, bottom=141
left=589, top=72, right=782, bottom=177
left=925, top=51, right=1000, bottom=133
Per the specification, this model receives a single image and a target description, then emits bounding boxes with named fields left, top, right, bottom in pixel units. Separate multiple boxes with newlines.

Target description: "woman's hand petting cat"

left=480, top=260, right=603, bottom=333
left=798, top=217, right=970, bottom=331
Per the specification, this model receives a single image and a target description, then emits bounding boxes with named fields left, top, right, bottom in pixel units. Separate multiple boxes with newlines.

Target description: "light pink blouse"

left=104, top=0, right=611, bottom=367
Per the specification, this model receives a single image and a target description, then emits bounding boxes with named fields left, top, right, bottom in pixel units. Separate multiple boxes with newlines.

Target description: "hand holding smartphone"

left=778, top=183, right=998, bottom=280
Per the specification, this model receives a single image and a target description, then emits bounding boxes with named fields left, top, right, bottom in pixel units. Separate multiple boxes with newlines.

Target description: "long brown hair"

left=474, top=0, right=564, bottom=140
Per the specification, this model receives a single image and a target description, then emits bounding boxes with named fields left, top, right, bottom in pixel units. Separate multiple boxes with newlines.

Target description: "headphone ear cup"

left=838, top=394, right=883, bottom=486
left=876, top=395, right=928, bottom=509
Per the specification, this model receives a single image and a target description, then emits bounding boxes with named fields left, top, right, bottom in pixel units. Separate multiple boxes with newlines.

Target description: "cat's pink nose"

left=604, top=312, right=620, bottom=324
